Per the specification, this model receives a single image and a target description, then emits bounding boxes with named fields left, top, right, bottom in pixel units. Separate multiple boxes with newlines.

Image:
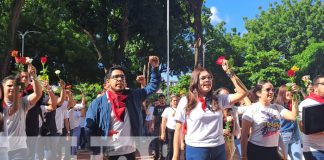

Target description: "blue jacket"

left=85, top=68, right=161, bottom=153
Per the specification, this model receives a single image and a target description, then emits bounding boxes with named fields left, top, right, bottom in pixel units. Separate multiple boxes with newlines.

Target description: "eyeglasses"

left=110, top=74, right=125, bottom=80
left=199, top=76, right=213, bottom=81
left=315, top=82, right=324, bottom=85
left=263, top=88, right=275, bottom=92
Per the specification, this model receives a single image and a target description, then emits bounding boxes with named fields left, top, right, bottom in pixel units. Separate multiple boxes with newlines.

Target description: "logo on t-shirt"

left=261, top=112, right=280, bottom=137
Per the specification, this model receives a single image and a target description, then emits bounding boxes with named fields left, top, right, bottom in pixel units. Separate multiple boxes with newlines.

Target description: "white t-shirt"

left=145, top=106, right=154, bottom=122
left=161, top=107, right=177, bottom=130
left=299, top=98, right=324, bottom=152
left=174, top=95, right=230, bottom=147
left=242, top=102, right=288, bottom=147
left=55, top=101, right=69, bottom=134
left=1, top=96, right=33, bottom=151
left=69, top=109, right=81, bottom=130
left=108, top=110, right=136, bottom=156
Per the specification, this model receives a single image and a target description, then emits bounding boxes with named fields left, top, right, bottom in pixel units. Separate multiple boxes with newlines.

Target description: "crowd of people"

left=0, top=55, right=323, bottom=160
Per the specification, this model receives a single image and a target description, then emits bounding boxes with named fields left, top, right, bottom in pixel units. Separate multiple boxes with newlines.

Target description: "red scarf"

left=198, top=97, right=206, bottom=112
left=306, top=93, right=324, bottom=103
left=107, top=90, right=128, bottom=122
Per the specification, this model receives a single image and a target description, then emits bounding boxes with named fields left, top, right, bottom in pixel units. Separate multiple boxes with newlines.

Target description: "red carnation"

left=41, top=56, right=47, bottom=64
left=216, top=56, right=225, bottom=65
left=287, top=69, right=295, bottom=77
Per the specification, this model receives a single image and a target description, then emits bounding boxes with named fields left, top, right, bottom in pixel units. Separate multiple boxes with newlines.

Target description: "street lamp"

left=18, top=30, right=41, bottom=57
left=202, top=39, right=215, bottom=68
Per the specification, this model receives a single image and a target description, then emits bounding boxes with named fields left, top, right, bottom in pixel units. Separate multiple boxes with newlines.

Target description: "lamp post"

left=166, top=0, right=170, bottom=98
left=18, top=30, right=41, bottom=57
left=202, top=39, right=215, bottom=68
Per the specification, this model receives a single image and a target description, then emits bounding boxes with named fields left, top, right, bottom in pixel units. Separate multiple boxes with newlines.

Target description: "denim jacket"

left=85, top=68, right=161, bottom=154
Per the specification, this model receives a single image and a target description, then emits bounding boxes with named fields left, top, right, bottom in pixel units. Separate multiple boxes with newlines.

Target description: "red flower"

left=41, top=56, right=47, bottom=64
left=20, top=57, right=26, bottom=64
left=215, top=56, right=225, bottom=65
left=15, top=57, right=20, bottom=63
left=11, top=50, right=18, bottom=57
left=287, top=69, right=295, bottom=77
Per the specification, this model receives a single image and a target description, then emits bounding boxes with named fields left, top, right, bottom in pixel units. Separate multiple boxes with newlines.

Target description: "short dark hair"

left=158, top=94, right=165, bottom=98
left=104, top=65, right=126, bottom=82
left=2, top=75, right=15, bottom=86
left=313, top=75, right=324, bottom=86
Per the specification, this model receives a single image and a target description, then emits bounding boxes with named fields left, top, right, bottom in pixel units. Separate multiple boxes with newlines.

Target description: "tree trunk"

left=188, top=0, right=204, bottom=68
left=1, top=0, right=24, bottom=79
left=112, top=1, right=129, bottom=65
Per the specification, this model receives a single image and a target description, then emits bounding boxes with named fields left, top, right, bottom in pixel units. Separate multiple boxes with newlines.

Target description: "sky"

left=163, top=0, right=280, bottom=82
left=205, top=0, right=280, bottom=34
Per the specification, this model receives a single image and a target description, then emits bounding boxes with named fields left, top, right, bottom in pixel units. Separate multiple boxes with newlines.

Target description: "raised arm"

left=27, top=64, right=42, bottom=106
left=57, top=80, right=66, bottom=106
left=222, top=60, right=248, bottom=105
left=43, top=81, right=57, bottom=111
left=142, top=56, right=161, bottom=98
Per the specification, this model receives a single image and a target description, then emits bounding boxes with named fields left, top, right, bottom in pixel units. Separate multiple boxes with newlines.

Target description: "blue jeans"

left=186, top=144, right=226, bottom=160
left=235, top=138, right=242, bottom=158
left=283, top=140, right=302, bottom=160
left=71, top=126, right=81, bottom=155
left=304, top=150, right=324, bottom=160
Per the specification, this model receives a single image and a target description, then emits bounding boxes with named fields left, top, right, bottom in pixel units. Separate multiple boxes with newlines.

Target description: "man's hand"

left=59, top=80, right=66, bottom=89
left=28, top=64, right=37, bottom=78
left=149, top=56, right=159, bottom=68
left=136, top=75, right=146, bottom=84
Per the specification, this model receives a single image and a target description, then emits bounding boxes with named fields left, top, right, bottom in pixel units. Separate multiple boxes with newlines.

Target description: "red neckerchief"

left=22, top=84, right=33, bottom=96
left=107, top=90, right=128, bottom=122
left=306, top=93, right=324, bottom=103
left=198, top=97, right=206, bottom=112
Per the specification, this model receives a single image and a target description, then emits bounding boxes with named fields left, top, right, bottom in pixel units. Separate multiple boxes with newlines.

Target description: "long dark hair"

left=185, top=67, right=219, bottom=114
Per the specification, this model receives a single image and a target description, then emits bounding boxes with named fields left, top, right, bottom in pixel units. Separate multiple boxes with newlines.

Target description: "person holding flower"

left=241, top=80, right=298, bottom=160
left=1, top=71, right=42, bottom=159
left=298, top=75, right=324, bottom=160
left=274, top=85, right=302, bottom=160
left=172, top=59, right=247, bottom=160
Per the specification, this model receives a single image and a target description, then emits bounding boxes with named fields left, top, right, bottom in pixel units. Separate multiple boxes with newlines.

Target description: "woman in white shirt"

left=172, top=62, right=247, bottom=160
left=240, top=80, right=298, bottom=160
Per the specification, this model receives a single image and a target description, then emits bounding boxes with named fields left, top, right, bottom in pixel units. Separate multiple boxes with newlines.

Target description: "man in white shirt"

left=299, top=75, right=324, bottom=160
left=1, top=70, right=42, bottom=159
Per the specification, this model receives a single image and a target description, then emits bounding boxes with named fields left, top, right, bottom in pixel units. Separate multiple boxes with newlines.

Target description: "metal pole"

left=21, top=35, right=25, bottom=57
left=166, top=0, right=170, bottom=98
left=203, top=39, right=215, bottom=68
left=18, top=30, right=41, bottom=57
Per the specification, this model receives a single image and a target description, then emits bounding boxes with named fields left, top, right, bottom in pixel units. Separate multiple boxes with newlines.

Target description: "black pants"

left=166, top=128, right=175, bottom=160
left=79, top=127, right=87, bottom=149
left=247, top=142, right=281, bottom=160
